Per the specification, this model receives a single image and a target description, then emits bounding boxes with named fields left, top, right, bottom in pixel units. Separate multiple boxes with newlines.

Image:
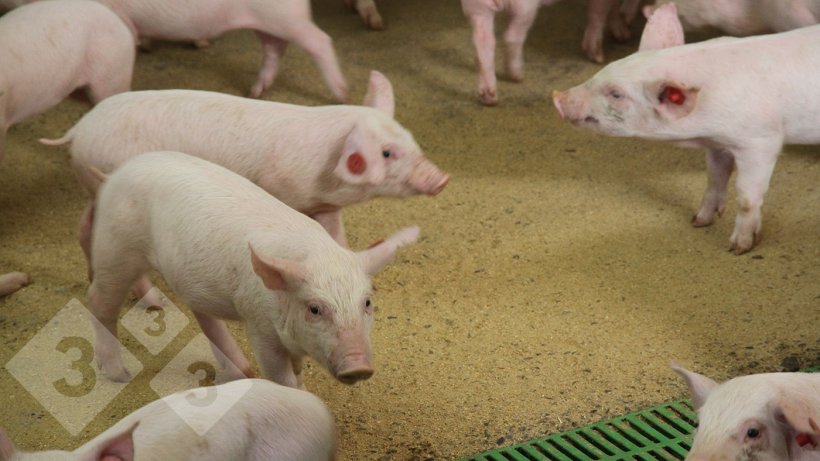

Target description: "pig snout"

left=552, top=89, right=598, bottom=125
left=409, top=159, right=450, bottom=196
left=331, top=330, right=374, bottom=385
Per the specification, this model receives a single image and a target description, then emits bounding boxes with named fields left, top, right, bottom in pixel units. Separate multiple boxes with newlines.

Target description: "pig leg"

left=312, top=210, right=348, bottom=247
left=250, top=33, right=289, bottom=98
left=193, top=312, right=254, bottom=380
left=729, top=144, right=780, bottom=254
left=583, top=0, right=613, bottom=63
left=606, top=0, right=632, bottom=41
left=693, top=148, right=734, bottom=227
left=79, top=203, right=162, bottom=307
left=245, top=321, right=299, bottom=388
left=503, top=4, right=538, bottom=83
left=0, top=272, right=30, bottom=297
left=344, top=0, right=384, bottom=30
left=84, top=42, right=134, bottom=104
left=87, top=265, right=146, bottom=382
left=469, top=12, right=498, bottom=105
left=285, top=25, right=349, bottom=102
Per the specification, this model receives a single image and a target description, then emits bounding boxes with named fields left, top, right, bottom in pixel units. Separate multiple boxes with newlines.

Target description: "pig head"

left=553, top=2, right=695, bottom=140
left=332, top=71, right=449, bottom=201
left=250, top=226, right=420, bottom=384
left=673, top=363, right=820, bottom=461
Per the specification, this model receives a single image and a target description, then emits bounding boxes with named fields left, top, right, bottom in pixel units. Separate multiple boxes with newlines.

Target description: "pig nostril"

left=336, top=367, right=374, bottom=385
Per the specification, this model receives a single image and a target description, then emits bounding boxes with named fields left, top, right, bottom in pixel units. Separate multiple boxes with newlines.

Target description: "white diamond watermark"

left=5, top=299, right=143, bottom=436
left=149, top=333, right=251, bottom=435
left=121, top=288, right=189, bottom=355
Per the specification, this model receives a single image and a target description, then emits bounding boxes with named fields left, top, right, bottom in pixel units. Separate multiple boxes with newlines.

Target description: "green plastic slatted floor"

left=461, top=366, right=818, bottom=461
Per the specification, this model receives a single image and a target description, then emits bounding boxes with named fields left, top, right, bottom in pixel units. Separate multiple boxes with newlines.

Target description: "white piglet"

left=0, top=379, right=337, bottom=460
left=41, top=71, right=447, bottom=301
left=95, top=0, right=348, bottom=100
left=0, top=0, right=134, bottom=297
left=0, top=0, right=134, bottom=160
left=553, top=3, right=820, bottom=253
left=645, top=0, right=820, bottom=36
left=89, top=151, right=419, bottom=388
left=673, top=363, right=820, bottom=461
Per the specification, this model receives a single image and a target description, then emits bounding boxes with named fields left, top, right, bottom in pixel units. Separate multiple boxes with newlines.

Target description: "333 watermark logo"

left=5, top=288, right=250, bottom=436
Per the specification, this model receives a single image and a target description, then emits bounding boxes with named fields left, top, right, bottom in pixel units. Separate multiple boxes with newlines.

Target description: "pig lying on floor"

left=0, top=379, right=336, bottom=460
left=553, top=3, right=820, bottom=254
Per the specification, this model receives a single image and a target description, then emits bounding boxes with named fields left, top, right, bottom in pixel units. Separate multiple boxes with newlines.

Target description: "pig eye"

left=365, top=299, right=371, bottom=308
left=308, top=304, right=322, bottom=316
left=382, top=150, right=392, bottom=158
left=609, top=90, right=623, bottom=99
left=746, top=428, right=760, bottom=439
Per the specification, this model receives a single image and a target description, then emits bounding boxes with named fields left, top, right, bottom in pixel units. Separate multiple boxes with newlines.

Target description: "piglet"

left=0, top=379, right=337, bottom=460
left=461, top=0, right=642, bottom=105
left=645, top=0, right=820, bottom=36
left=41, top=71, right=446, bottom=304
left=0, top=0, right=134, bottom=161
left=673, top=363, right=820, bottom=461
left=89, top=151, right=418, bottom=387
left=95, top=0, right=348, bottom=101
left=553, top=3, right=820, bottom=253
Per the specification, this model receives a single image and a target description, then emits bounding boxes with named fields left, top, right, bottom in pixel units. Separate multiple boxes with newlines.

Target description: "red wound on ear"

left=662, top=86, right=685, bottom=105
left=347, top=152, right=366, bottom=175
left=368, top=239, right=385, bottom=249
left=796, top=433, right=816, bottom=447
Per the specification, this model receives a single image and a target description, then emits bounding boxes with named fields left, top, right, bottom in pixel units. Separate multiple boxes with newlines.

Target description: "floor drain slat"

left=460, top=366, right=818, bottom=461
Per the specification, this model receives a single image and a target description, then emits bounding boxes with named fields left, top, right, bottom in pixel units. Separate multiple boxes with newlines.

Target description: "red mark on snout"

left=796, top=433, right=816, bottom=448
left=662, top=86, right=685, bottom=105
left=347, top=152, right=366, bottom=175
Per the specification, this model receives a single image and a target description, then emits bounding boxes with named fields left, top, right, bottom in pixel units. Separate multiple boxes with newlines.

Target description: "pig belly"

left=122, top=1, right=251, bottom=40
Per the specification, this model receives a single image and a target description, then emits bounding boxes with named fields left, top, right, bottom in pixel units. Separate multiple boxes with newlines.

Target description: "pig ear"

left=249, top=244, right=306, bottom=291
left=82, top=422, right=137, bottom=461
left=772, top=394, right=820, bottom=436
left=672, top=362, right=718, bottom=410
left=0, top=427, right=16, bottom=461
left=357, top=226, right=419, bottom=276
left=335, top=123, right=387, bottom=186
left=649, top=81, right=699, bottom=120
left=639, top=2, right=684, bottom=51
left=362, top=70, right=395, bottom=118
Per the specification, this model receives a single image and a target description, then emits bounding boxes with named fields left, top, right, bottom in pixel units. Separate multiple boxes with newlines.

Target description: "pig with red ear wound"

left=672, top=363, right=820, bottom=461
left=94, top=0, right=348, bottom=101
left=553, top=3, right=820, bottom=254
left=644, top=0, right=820, bottom=36
left=88, top=151, right=419, bottom=387
left=0, top=379, right=337, bottom=460
left=41, top=71, right=447, bottom=304
left=461, top=0, right=642, bottom=105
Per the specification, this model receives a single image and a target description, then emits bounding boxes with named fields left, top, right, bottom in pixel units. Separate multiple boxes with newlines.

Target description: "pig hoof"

left=249, top=84, right=264, bottom=99
left=478, top=90, right=498, bottom=106
left=193, top=39, right=212, bottom=49
left=363, top=11, right=384, bottom=30
left=691, top=214, right=713, bottom=227
left=102, top=366, right=132, bottom=383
